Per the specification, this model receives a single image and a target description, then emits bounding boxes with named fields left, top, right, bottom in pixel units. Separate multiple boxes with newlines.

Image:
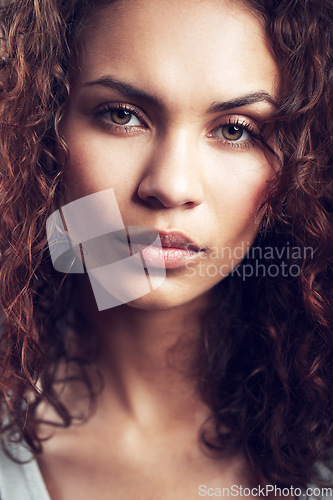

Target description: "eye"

left=102, top=108, right=141, bottom=126
left=94, top=102, right=147, bottom=132
left=207, top=117, right=260, bottom=150
left=221, top=124, right=250, bottom=141
left=213, top=123, right=251, bottom=142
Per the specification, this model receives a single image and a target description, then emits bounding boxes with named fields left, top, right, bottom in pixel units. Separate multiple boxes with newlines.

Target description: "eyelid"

left=92, top=103, right=262, bottom=149
left=206, top=114, right=262, bottom=150
left=94, top=101, right=150, bottom=128
left=209, top=114, right=260, bottom=134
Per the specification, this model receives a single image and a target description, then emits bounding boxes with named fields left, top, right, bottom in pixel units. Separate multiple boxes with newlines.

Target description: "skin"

left=61, top=0, right=279, bottom=311
left=38, top=1, right=285, bottom=499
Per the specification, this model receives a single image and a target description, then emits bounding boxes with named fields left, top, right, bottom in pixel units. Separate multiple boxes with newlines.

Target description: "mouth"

left=127, top=228, right=207, bottom=269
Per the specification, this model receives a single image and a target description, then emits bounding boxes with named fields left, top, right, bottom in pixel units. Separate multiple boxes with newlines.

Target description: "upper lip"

left=127, top=227, right=205, bottom=252
left=157, top=231, right=202, bottom=252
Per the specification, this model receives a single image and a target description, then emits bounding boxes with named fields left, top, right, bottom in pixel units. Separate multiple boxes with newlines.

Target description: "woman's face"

left=60, top=0, right=280, bottom=310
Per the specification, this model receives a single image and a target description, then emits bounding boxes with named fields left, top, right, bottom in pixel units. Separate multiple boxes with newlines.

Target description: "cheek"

left=225, top=175, right=267, bottom=225
left=61, top=129, right=145, bottom=203
left=207, top=150, right=272, bottom=245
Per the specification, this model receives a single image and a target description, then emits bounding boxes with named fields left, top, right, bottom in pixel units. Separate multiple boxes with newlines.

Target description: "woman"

left=0, top=0, right=332, bottom=498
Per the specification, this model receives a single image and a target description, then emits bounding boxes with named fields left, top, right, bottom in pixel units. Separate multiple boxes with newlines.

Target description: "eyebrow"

left=83, top=77, right=277, bottom=112
left=207, top=92, right=277, bottom=112
left=83, top=77, right=163, bottom=107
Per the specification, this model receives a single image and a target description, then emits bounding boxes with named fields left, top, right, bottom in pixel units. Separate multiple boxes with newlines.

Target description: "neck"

left=72, top=275, right=212, bottom=425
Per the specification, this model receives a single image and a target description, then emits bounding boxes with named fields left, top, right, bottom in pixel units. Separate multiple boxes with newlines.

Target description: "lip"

left=158, top=231, right=201, bottom=252
left=128, top=229, right=207, bottom=269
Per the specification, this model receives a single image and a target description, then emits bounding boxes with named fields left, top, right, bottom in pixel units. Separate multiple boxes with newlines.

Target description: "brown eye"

left=209, top=122, right=252, bottom=143
left=110, top=109, right=133, bottom=125
left=97, top=104, right=144, bottom=130
left=221, top=125, right=245, bottom=141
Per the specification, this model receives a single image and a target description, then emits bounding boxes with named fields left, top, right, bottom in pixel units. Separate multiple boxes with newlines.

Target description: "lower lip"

left=132, top=244, right=202, bottom=269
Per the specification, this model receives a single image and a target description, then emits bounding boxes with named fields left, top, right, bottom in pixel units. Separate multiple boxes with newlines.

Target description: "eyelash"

left=94, top=103, right=261, bottom=150
left=208, top=118, right=260, bottom=151
left=94, top=102, right=147, bottom=134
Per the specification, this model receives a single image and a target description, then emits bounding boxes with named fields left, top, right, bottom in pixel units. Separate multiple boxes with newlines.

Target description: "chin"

left=124, top=279, right=216, bottom=312
left=126, top=294, right=186, bottom=311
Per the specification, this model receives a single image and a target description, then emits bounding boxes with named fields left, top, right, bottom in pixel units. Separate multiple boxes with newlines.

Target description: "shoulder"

left=304, top=462, right=333, bottom=500
left=0, top=440, right=50, bottom=500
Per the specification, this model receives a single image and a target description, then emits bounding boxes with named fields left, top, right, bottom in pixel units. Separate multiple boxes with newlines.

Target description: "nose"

left=137, top=129, right=204, bottom=209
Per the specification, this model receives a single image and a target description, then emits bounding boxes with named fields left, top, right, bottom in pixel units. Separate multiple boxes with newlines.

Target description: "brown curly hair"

left=0, top=0, right=332, bottom=489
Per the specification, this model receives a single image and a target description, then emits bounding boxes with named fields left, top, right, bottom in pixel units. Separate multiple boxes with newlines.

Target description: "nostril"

left=144, top=195, right=168, bottom=209
left=137, top=172, right=204, bottom=209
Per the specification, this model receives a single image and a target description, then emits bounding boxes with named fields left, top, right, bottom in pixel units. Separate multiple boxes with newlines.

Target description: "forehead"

left=75, top=0, right=279, bottom=108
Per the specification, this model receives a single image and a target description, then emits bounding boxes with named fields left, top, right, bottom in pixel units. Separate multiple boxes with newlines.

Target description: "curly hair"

left=0, top=0, right=332, bottom=490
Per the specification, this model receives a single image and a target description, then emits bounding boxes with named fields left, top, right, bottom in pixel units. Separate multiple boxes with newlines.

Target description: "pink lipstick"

left=129, top=230, right=206, bottom=269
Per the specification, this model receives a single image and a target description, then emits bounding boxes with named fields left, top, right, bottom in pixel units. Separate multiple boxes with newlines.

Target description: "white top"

left=0, top=440, right=50, bottom=500
left=0, top=439, right=332, bottom=500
